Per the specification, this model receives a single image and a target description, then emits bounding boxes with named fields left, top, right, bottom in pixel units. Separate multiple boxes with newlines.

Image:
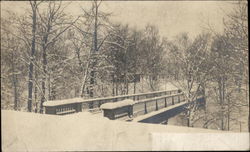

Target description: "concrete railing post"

left=76, top=103, right=82, bottom=112
left=88, top=102, right=93, bottom=109
left=98, top=100, right=102, bottom=108
left=156, top=99, right=158, bottom=111
left=128, top=105, right=133, bottom=117
left=45, top=106, right=56, bottom=115
left=165, top=97, right=167, bottom=107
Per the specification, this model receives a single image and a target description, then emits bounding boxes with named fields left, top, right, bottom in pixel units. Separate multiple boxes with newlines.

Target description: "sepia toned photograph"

left=1, top=0, right=249, bottom=151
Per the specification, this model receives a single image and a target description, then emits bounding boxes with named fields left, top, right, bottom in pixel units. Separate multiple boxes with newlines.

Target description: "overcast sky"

left=1, top=1, right=235, bottom=40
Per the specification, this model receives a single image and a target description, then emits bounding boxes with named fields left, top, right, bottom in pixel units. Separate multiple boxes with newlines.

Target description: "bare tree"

left=1, top=15, right=23, bottom=110
left=140, top=25, right=165, bottom=91
left=223, top=1, right=249, bottom=131
left=203, top=1, right=249, bottom=131
left=75, top=0, right=111, bottom=99
left=167, top=33, right=212, bottom=127
left=36, top=1, right=79, bottom=112
left=27, top=1, right=39, bottom=112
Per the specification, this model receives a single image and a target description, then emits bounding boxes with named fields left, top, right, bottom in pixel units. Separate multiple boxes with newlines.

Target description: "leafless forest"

left=1, top=1, right=249, bottom=132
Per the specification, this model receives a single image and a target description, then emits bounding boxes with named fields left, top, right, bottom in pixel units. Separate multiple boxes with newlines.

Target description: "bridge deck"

left=132, top=101, right=187, bottom=122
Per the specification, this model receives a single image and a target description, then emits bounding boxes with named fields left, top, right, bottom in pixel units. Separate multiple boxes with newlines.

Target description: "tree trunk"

left=245, top=69, right=250, bottom=132
left=237, top=61, right=243, bottom=93
left=40, top=12, right=52, bottom=112
left=201, top=82, right=206, bottom=108
left=126, top=76, right=129, bottom=95
left=112, top=74, right=115, bottom=96
left=48, top=74, right=51, bottom=100
left=28, top=1, right=37, bottom=112
left=50, top=83, right=56, bottom=100
left=13, top=72, right=18, bottom=111
left=187, top=111, right=190, bottom=127
left=34, top=69, right=38, bottom=113
left=187, top=73, right=191, bottom=127
left=141, top=76, right=144, bottom=92
left=11, top=51, right=18, bottom=111
left=40, top=38, right=48, bottom=113
left=218, top=77, right=225, bottom=130
left=89, top=0, right=98, bottom=100
left=116, top=82, right=118, bottom=96
left=227, top=107, right=230, bottom=131
left=89, top=70, right=95, bottom=108
left=75, top=43, right=88, bottom=98
left=134, top=81, right=136, bottom=94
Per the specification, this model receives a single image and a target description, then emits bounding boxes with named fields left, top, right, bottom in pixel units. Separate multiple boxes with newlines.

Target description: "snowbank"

left=100, top=99, right=134, bottom=109
left=2, top=110, right=248, bottom=151
left=43, top=97, right=84, bottom=106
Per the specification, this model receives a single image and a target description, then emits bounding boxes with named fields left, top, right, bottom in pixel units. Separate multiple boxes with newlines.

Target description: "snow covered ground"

left=2, top=110, right=249, bottom=151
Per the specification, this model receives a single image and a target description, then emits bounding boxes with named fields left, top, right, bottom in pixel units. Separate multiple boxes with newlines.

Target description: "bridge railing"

left=132, top=93, right=185, bottom=117
left=43, top=89, right=181, bottom=115
left=100, top=93, right=186, bottom=120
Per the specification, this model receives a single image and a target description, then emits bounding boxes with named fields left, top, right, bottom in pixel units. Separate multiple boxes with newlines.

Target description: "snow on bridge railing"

left=43, top=89, right=181, bottom=115
left=100, top=92, right=186, bottom=120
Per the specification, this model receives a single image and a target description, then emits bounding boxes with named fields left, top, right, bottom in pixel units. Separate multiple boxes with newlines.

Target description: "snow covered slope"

left=2, top=110, right=249, bottom=151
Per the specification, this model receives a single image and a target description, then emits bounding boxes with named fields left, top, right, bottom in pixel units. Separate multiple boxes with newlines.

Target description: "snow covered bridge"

left=43, top=89, right=205, bottom=123
left=43, top=89, right=180, bottom=115
left=99, top=92, right=205, bottom=123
